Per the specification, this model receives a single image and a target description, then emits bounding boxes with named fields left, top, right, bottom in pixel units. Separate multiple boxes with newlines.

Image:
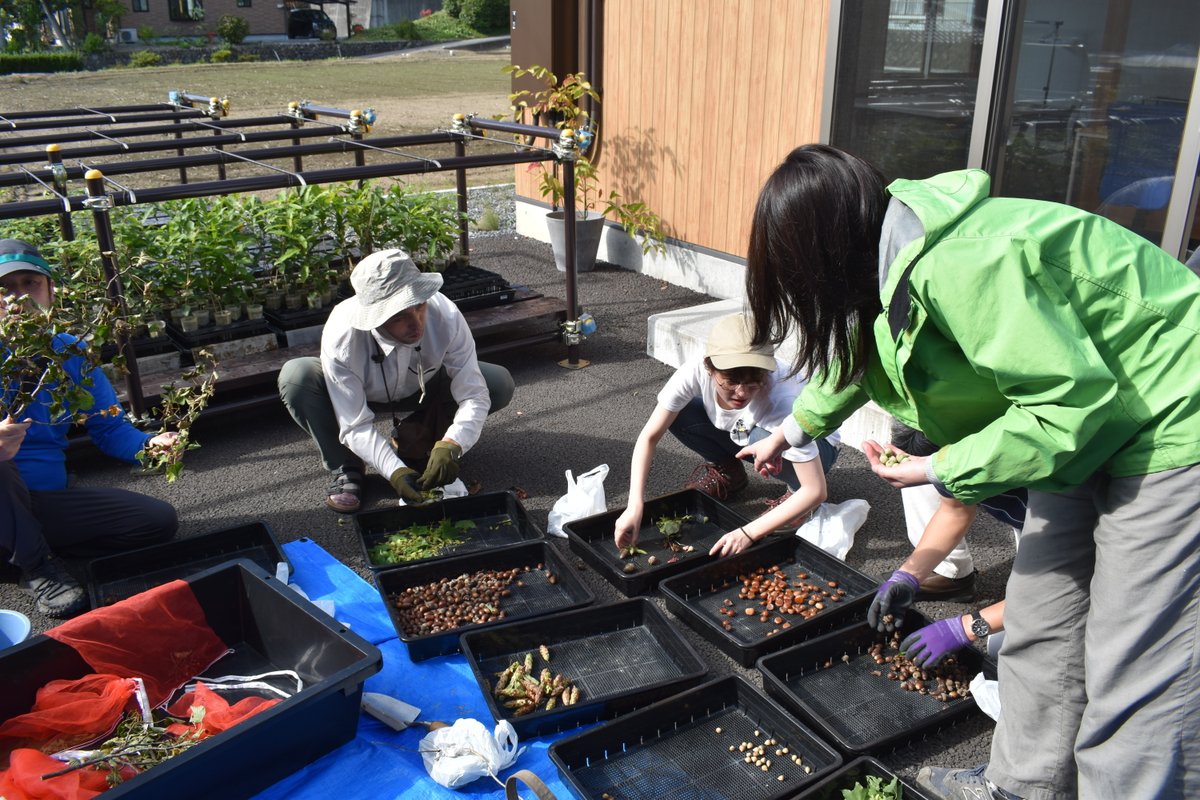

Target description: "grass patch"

left=356, top=10, right=497, bottom=42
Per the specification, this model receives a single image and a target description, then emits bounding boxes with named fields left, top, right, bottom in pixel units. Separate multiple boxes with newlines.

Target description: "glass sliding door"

left=986, top=0, right=1200, bottom=247
left=828, top=0, right=991, bottom=182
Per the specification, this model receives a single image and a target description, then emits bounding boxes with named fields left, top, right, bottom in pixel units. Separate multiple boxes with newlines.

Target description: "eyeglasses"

left=714, top=375, right=764, bottom=393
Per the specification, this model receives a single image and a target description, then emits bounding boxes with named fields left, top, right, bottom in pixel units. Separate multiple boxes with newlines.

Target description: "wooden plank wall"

left=515, top=0, right=831, bottom=260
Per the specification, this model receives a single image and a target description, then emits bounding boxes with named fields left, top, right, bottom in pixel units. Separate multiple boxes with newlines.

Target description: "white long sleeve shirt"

left=320, top=292, right=490, bottom=476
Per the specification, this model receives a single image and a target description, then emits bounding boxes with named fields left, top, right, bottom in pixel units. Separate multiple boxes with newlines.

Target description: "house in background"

left=511, top=0, right=1200, bottom=301
left=113, top=0, right=363, bottom=40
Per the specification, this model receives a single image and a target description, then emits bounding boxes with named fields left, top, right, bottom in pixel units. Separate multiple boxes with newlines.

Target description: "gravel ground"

left=0, top=231, right=1010, bottom=784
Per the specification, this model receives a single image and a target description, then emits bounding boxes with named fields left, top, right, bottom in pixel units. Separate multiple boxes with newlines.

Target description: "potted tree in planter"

left=506, top=64, right=666, bottom=273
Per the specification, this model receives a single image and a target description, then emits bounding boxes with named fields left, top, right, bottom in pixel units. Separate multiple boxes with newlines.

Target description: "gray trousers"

left=0, top=461, right=177, bottom=569
left=989, top=463, right=1200, bottom=799
left=277, top=356, right=515, bottom=473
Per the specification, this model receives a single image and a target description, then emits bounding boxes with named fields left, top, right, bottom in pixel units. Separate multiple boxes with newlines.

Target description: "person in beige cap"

left=278, top=249, right=514, bottom=512
left=614, top=312, right=839, bottom=557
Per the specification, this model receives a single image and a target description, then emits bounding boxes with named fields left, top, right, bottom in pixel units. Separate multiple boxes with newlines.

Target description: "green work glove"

left=389, top=467, right=426, bottom=504
left=419, top=440, right=462, bottom=489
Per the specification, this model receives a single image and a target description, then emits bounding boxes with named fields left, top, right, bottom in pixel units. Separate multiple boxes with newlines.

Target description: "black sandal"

left=325, top=467, right=363, bottom=513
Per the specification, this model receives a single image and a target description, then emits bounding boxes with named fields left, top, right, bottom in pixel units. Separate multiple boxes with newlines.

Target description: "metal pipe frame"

left=0, top=109, right=213, bottom=135
left=0, top=103, right=180, bottom=123
left=465, top=116, right=562, bottom=142
left=0, top=114, right=300, bottom=151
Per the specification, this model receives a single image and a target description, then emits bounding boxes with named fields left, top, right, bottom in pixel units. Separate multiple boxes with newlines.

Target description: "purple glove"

left=901, top=617, right=971, bottom=668
left=867, top=570, right=920, bottom=632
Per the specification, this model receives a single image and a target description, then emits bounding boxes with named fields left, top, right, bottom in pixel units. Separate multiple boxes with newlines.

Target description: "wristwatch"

left=968, top=611, right=991, bottom=639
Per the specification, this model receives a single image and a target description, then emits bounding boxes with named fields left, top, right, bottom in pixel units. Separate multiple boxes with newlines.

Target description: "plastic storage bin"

left=659, top=534, right=879, bottom=667
left=355, top=490, right=542, bottom=570
left=564, top=489, right=752, bottom=596
left=757, top=614, right=991, bottom=754
left=0, top=560, right=382, bottom=799
left=86, top=522, right=291, bottom=608
left=375, top=540, right=595, bottom=662
left=792, top=755, right=933, bottom=799
left=549, top=675, right=842, bottom=800
left=460, top=598, right=709, bottom=739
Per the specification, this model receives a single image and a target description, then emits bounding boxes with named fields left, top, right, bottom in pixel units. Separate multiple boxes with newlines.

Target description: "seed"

left=622, top=563, right=637, bottom=574
left=778, top=775, right=785, bottom=781
left=714, top=727, right=722, bottom=734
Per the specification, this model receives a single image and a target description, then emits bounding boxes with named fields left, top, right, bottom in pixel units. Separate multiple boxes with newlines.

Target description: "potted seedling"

left=505, top=64, right=667, bottom=273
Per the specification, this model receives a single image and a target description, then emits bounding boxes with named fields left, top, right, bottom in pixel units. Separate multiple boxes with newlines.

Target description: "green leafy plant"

left=458, top=0, right=507, bottom=32
left=210, top=47, right=232, bottom=63
left=136, top=25, right=156, bottom=42
left=80, top=32, right=108, bottom=54
left=216, top=13, right=249, bottom=44
left=136, top=350, right=218, bottom=482
left=368, top=518, right=476, bottom=564
left=505, top=64, right=666, bottom=258
left=841, top=774, right=903, bottom=800
left=128, top=50, right=162, bottom=68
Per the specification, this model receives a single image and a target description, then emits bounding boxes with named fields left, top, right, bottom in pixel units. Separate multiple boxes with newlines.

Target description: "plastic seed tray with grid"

left=659, top=535, right=879, bottom=666
left=550, top=676, right=842, bottom=800
left=757, top=614, right=992, bottom=754
left=460, top=599, right=709, bottom=738
left=375, top=540, right=595, bottom=662
left=438, top=265, right=517, bottom=311
left=86, top=522, right=290, bottom=608
left=791, top=755, right=934, bottom=799
left=564, top=489, right=753, bottom=596
left=355, top=490, right=542, bottom=570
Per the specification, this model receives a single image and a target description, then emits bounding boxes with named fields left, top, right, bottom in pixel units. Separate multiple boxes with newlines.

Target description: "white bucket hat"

left=347, top=249, right=443, bottom=331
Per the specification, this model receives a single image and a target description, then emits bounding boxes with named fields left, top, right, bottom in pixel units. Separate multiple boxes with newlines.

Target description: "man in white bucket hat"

left=278, top=249, right=514, bottom=511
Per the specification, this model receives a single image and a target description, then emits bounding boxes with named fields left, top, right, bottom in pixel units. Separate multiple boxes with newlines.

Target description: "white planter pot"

left=546, top=210, right=606, bottom=274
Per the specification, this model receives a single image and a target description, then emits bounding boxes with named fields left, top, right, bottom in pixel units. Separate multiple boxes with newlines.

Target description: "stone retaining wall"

left=84, top=39, right=424, bottom=69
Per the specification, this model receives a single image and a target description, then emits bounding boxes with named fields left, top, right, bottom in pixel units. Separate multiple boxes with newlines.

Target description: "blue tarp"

left=252, top=538, right=581, bottom=800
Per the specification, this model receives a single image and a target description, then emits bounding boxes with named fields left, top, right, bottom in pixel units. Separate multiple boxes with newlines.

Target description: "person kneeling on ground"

left=0, top=239, right=179, bottom=619
left=614, top=313, right=839, bottom=558
left=278, top=249, right=514, bottom=512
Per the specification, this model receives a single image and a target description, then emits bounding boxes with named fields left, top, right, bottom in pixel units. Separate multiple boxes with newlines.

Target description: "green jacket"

left=792, top=169, right=1200, bottom=503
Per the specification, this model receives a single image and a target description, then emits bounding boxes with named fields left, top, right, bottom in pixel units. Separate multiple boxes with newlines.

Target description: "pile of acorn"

left=389, top=567, right=530, bottom=636
left=713, top=564, right=848, bottom=635
left=864, top=632, right=973, bottom=702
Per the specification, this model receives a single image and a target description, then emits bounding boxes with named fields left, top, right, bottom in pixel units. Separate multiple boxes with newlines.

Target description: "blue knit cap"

left=0, top=239, right=53, bottom=281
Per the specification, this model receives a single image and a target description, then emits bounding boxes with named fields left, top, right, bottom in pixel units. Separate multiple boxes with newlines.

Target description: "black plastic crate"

left=792, top=755, right=933, bottom=800
left=355, top=490, right=542, bottom=570
left=264, top=304, right=332, bottom=332
left=86, top=522, right=291, bottom=608
left=659, top=535, right=879, bottom=667
left=375, top=540, right=595, bottom=662
left=460, top=599, right=709, bottom=739
left=0, top=560, right=382, bottom=800
left=165, top=316, right=274, bottom=350
left=99, top=331, right=183, bottom=362
left=439, top=264, right=516, bottom=311
left=564, top=489, right=753, bottom=596
left=549, top=675, right=842, bottom=800
left=757, top=613, right=991, bottom=755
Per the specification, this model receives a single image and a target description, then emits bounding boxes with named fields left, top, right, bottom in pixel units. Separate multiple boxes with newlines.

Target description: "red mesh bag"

left=0, top=675, right=137, bottom=762
left=164, top=682, right=281, bottom=738
left=0, top=748, right=115, bottom=800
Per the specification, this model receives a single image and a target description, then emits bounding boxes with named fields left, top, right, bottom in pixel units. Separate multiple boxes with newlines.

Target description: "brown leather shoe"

left=916, top=571, right=976, bottom=602
left=684, top=458, right=748, bottom=500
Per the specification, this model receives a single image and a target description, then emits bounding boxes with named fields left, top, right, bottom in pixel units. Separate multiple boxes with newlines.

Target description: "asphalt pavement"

left=0, top=233, right=1013, bottom=781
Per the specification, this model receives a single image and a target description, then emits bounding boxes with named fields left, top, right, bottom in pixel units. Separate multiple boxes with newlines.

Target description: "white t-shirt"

left=657, top=356, right=840, bottom=463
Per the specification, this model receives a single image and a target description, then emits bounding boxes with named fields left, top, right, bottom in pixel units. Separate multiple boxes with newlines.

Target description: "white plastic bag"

left=795, top=499, right=871, bottom=560
left=397, top=478, right=469, bottom=507
left=546, top=464, right=609, bottom=537
left=970, top=672, right=1002, bottom=722
left=419, top=718, right=525, bottom=789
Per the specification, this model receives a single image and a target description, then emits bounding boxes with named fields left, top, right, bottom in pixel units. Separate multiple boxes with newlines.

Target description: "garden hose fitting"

left=206, top=96, right=230, bottom=118
left=553, top=128, right=578, bottom=161
left=451, top=113, right=470, bottom=136
left=45, top=144, right=67, bottom=193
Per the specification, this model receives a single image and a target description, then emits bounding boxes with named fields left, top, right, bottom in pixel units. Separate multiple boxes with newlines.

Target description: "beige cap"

left=346, top=249, right=443, bottom=331
left=705, top=313, right=776, bottom=372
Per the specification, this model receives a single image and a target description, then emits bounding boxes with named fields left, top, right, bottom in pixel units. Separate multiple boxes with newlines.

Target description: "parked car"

left=287, top=8, right=336, bottom=39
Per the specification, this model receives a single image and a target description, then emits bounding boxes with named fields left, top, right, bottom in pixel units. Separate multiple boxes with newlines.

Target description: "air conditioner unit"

left=117, top=27, right=139, bottom=43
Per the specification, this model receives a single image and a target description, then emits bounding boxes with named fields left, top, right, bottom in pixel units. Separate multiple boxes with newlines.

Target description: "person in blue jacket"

left=0, top=239, right=178, bottom=618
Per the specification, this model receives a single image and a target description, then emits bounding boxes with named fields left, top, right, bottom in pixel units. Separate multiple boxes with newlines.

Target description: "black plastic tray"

left=460, top=599, right=709, bottom=739
left=0, top=560, right=381, bottom=800
left=549, top=675, right=842, bottom=800
left=264, top=304, right=332, bottom=332
left=100, top=331, right=182, bottom=361
left=659, top=535, right=879, bottom=667
left=165, top=316, right=274, bottom=349
left=85, top=522, right=290, bottom=608
left=564, top=489, right=753, bottom=596
left=355, top=491, right=542, bottom=570
left=439, top=264, right=517, bottom=311
left=757, top=613, right=991, bottom=754
left=792, top=755, right=934, bottom=799
left=375, top=540, right=595, bottom=662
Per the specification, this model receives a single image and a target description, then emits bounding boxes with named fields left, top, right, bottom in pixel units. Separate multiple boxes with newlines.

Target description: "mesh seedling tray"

left=375, top=540, right=595, bottom=662
left=165, top=317, right=273, bottom=349
left=659, top=535, right=879, bottom=667
left=264, top=304, right=333, bottom=332
left=460, top=598, right=709, bottom=739
left=564, top=489, right=752, bottom=596
left=355, top=490, right=542, bottom=570
left=439, top=264, right=517, bottom=311
left=549, top=676, right=842, bottom=800
left=100, top=332, right=181, bottom=361
left=757, top=613, right=991, bottom=754
left=86, top=522, right=290, bottom=608
left=792, top=755, right=933, bottom=799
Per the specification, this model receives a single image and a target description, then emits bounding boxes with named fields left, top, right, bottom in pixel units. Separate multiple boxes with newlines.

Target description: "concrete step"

left=645, top=300, right=893, bottom=451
